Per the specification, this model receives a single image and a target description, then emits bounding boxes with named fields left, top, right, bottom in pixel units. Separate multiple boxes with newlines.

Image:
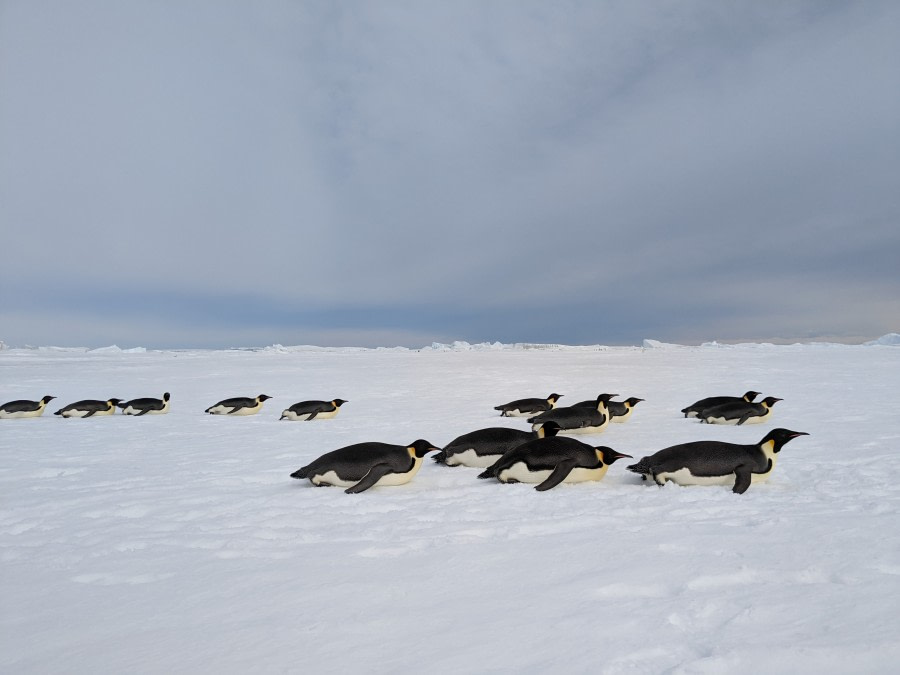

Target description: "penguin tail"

left=432, top=451, right=448, bottom=464
left=626, top=459, right=652, bottom=475
left=477, top=466, right=497, bottom=480
left=290, top=467, right=310, bottom=479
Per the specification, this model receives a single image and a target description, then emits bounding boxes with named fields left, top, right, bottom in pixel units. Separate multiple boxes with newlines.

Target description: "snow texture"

left=2, top=340, right=900, bottom=673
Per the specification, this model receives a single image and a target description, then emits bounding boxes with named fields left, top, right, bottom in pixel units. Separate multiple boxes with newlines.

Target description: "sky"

left=1, top=0, right=898, bottom=349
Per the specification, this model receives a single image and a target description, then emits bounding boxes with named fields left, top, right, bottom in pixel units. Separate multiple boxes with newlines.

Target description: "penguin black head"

left=108, top=398, right=123, bottom=406
left=761, top=428, right=809, bottom=452
left=162, top=392, right=171, bottom=402
left=761, top=396, right=782, bottom=407
left=408, top=439, right=441, bottom=458
left=548, top=393, right=563, bottom=402
left=333, top=399, right=348, bottom=407
left=596, top=393, right=618, bottom=403
left=41, top=396, right=57, bottom=404
left=625, top=397, right=644, bottom=406
left=596, top=447, right=633, bottom=464
left=258, top=395, right=273, bottom=401
left=536, top=421, right=562, bottom=438
left=743, top=391, right=762, bottom=402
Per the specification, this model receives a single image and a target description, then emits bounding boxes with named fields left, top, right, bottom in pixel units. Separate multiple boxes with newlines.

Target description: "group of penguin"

left=1, top=389, right=809, bottom=496
left=293, top=390, right=808, bottom=495
left=0, top=393, right=348, bottom=420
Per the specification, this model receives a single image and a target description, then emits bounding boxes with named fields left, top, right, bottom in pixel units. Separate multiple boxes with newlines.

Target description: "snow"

left=2, top=340, right=900, bottom=673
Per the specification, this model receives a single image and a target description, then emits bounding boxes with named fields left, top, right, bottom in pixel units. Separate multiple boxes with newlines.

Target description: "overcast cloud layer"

left=1, top=1, right=898, bottom=348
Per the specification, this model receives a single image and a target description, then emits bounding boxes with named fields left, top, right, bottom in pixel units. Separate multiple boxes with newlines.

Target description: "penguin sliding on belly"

left=55, top=398, right=123, bottom=418
left=528, top=393, right=617, bottom=435
left=433, top=421, right=561, bottom=468
left=626, top=428, right=809, bottom=494
left=681, top=391, right=760, bottom=418
left=119, top=393, right=170, bottom=416
left=494, top=393, right=563, bottom=417
left=573, top=396, right=644, bottom=423
left=700, top=396, right=782, bottom=425
left=280, top=398, right=348, bottom=421
left=205, top=395, right=272, bottom=416
left=0, top=395, right=56, bottom=419
left=290, top=439, right=440, bottom=493
left=477, top=435, right=632, bottom=491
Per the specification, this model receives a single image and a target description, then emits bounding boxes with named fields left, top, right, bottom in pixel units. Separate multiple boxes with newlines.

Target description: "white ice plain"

left=2, top=339, right=899, bottom=674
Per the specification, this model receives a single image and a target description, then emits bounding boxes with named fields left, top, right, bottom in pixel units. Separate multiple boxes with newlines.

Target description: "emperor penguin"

left=476, top=435, right=632, bottom=491
left=280, top=398, right=348, bottom=421
left=54, top=398, right=123, bottom=418
left=118, top=393, right=171, bottom=416
left=528, top=393, right=617, bottom=435
left=205, top=395, right=272, bottom=415
left=681, top=391, right=761, bottom=418
left=433, top=421, right=561, bottom=468
left=0, top=395, right=56, bottom=419
left=700, top=396, right=782, bottom=425
left=607, top=397, right=644, bottom=422
left=290, top=439, right=441, bottom=493
left=573, top=396, right=644, bottom=423
left=626, top=428, right=809, bottom=494
left=494, top=393, right=563, bottom=417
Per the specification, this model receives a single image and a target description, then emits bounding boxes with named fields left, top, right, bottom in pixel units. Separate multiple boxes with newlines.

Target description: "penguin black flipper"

left=345, top=464, right=394, bottom=494
left=733, top=465, right=753, bottom=494
left=737, top=412, right=751, bottom=426
left=135, top=408, right=151, bottom=417
left=307, top=411, right=319, bottom=420
left=535, top=460, right=578, bottom=492
left=83, top=409, right=97, bottom=418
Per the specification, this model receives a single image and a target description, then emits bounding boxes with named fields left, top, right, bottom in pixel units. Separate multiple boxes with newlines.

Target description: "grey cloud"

left=1, top=1, right=897, bottom=347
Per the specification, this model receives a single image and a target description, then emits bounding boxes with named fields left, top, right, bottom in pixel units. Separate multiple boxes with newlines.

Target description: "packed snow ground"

left=2, top=341, right=899, bottom=673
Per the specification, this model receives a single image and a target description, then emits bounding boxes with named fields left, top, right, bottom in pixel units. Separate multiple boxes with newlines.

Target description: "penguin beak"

left=789, top=431, right=809, bottom=439
left=612, top=451, right=633, bottom=460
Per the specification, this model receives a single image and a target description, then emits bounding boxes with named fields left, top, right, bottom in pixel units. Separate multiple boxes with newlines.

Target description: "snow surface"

left=2, top=341, right=900, bottom=673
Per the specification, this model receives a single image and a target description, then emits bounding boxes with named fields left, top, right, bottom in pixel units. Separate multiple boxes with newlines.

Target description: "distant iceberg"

left=864, top=333, right=900, bottom=346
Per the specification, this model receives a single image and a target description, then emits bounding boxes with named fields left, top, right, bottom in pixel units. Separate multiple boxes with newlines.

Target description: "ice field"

left=2, top=338, right=899, bottom=673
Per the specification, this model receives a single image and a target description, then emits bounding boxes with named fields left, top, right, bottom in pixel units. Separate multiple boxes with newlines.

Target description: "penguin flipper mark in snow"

left=535, top=460, right=577, bottom=492
left=733, top=465, right=753, bottom=494
left=345, top=464, right=393, bottom=494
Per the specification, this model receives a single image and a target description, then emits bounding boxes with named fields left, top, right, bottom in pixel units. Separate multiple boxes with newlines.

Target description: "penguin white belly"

left=503, top=409, right=536, bottom=418
left=657, top=465, right=776, bottom=487
left=0, top=408, right=44, bottom=419
left=446, top=449, right=503, bottom=468
left=656, top=469, right=735, bottom=486
left=685, top=411, right=699, bottom=418
left=499, top=462, right=610, bottom=485
left=312, top=458, right=423, bottom=488
left=370, top=459, right=423, bottom=486
left=311, top=471, right=357, bottom=487
left=209, top=404, right=260, bottom=415
left=282, top=409, right=338, bottom=421
left=61, top=407, right=115, bottom=418
left=704, top=417, right=740, bottom=426
left=562, top=465, right=610, bottom=483
left=705, top=409, right=771, bottom=425
left=123, top=403, right=169, bottom=415
left=611, top=412, right=630, bottom=423
left=499, top=462, right=551, bottom=484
